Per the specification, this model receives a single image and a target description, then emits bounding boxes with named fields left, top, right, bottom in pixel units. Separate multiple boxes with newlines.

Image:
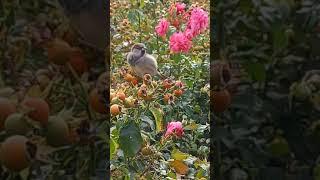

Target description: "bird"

left=57, top=0, right=106, bottom=52
left=127, top=43, right=165, bottom=79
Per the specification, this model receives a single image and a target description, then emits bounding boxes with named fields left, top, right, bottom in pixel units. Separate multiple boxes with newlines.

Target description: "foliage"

left=0, top=0, right=107, bottom=179
left=213, top=0, right=320, bottom=179
left=110, top=0, right=210, bottom=179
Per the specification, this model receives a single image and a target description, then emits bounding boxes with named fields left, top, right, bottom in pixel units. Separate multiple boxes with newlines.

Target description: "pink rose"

left=186, top=7, right=209, bottom=38
left=184, top=28, right=195, bottom=40
left=175, top=2, right=186, bottom=15
left=155, top=18, right=170, bottom=37
left=169, top=32, right=192, bottom=53
left=165, top=121, right=184, bottom=138
left=169, top=2, right=186, bottom=16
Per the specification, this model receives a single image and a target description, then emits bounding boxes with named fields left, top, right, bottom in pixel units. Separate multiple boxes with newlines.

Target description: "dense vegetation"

left=110, top=0, right=210, bottom=179
left=213, top=0, right=320, bottom=179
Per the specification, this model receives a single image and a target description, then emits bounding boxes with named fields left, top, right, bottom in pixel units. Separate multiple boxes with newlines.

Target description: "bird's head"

left=131, top=43, right=147, bottom=54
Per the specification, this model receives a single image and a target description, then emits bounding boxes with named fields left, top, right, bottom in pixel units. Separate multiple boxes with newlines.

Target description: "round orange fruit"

left=212, top=89, right=231, bottom=113
left=0, top=135, right=30, bottom=171
left=46, top=38, right=74, bottom=65
left=117, top=92, right=126, bottom=101
left=163, top=79, right=173, bottom=89
left=110, top=104, right=121, bottom=116
left=173, top=89, right=183, bottom=97
left=0, top=97, right=16, bottom=131
left=89, top=88, right=107, bottom=114
left=68, top=50, right=88, bottom=75
left=22, top=97, right=50, bottom=126
left=124, top=73, right=134, bottom=82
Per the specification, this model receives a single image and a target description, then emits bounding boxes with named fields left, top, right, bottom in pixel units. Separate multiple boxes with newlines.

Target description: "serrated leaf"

left=119, top=121, right=143, bottom=157
left=171, top=149, right=189, bottom=160
left=149, top=106, right=164, bottom=133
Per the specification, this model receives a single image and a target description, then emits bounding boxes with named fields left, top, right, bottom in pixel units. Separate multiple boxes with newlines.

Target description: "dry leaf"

left=169, top=160, right=189, bottom=175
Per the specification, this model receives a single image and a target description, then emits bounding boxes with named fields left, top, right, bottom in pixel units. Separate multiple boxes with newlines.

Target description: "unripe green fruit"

left=5, top=113, right=31, bottom=135
left=46, top=117, right=69, bottom=147
left=267, top=136, right=290, bottom=157
left=141, top=146, right=153, bottom=156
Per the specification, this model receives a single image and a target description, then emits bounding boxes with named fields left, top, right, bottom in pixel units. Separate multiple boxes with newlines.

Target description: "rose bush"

left=111, top=0, right=210, bottom=179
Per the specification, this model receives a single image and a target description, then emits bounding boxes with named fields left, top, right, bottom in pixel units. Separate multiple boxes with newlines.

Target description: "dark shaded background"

left=212, top=0, right=320, bottom=179
left=0, top=0, right=108, bottom=179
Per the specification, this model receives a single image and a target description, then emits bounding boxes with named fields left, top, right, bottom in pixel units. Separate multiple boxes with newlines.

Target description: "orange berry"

left=110, top=104, right=121, bottom=116
left=173, top=89, right=183, bottom=97
left=117, top=92, right=126, bottom=101
left=212, top=89, right=231, bottom=113
left=46, top=38, right=73, bottom=65
left=0, top=135, right=31, bottom=171
left=68, top=50, right=88, bottom=75
left=163, top=79, right=173, bottom=89
left=164, top=93, right=174, bottom=104
left=124, top=73, right=134, bottom=82
left=89, top=88, right=107, bottom=114
left=131, top=77, right=138, bottom=86
left=21, top=97, right=50, bottom=126
left=0, top=98, right=16, bottom=131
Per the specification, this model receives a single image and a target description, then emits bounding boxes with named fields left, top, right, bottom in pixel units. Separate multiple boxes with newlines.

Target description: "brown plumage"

left=126, top=43, right=165, bottom=79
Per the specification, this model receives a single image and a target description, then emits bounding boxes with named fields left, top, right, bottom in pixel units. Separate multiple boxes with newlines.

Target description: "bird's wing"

left=135, top=58, right=158, bottom=76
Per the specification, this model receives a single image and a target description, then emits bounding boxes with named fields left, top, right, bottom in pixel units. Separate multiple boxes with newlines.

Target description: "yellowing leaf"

left=149, top=106, right=164, bottom=133
left=184, top=121, right=198, bottom=130
left=26, top=85, right=42, bottom=97
left=170, top=160, right=189, bottom=175
left=171, top=149, right=189, bottom=160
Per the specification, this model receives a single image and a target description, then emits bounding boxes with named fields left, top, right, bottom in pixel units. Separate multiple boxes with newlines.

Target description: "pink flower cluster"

left=185, top=7, right=209, bottom=39
left=165, top=121, right=184, bottom=138
left=154, top=3, right=209, bottom=54
left=169, top=32, right=192, bottom=53
left=155, top=18, right=170, bottom=37
left=169, top=2, right=186, bottom=16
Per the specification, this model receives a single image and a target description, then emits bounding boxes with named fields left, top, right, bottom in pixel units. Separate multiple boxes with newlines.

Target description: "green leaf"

left=110, top=137, right=117, bottom=159
left=139, top=0, right=145, bottom=8
left=141, top=114, right=155, bottom=131
left=127, top=10, right=138, bottom=24
left=272, top=24, right=288, bottom=52
left=171, top=149, right=190, bottom=160
left=119, top=121, right=143, bottom=157
left=149, top=106, right=164, bottom=133
left=245, top=62, right=266, bottom=82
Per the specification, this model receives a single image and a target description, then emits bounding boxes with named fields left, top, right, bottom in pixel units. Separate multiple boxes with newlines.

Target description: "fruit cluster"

left=110, top=68, right=186, bottom=117
left=0, top=96, right=69, bottom=171
left=0, top=37, right=108, bottom=173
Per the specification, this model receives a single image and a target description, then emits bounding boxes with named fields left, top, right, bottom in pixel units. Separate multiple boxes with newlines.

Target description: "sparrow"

left=127, top=43, right=165, bottom=79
